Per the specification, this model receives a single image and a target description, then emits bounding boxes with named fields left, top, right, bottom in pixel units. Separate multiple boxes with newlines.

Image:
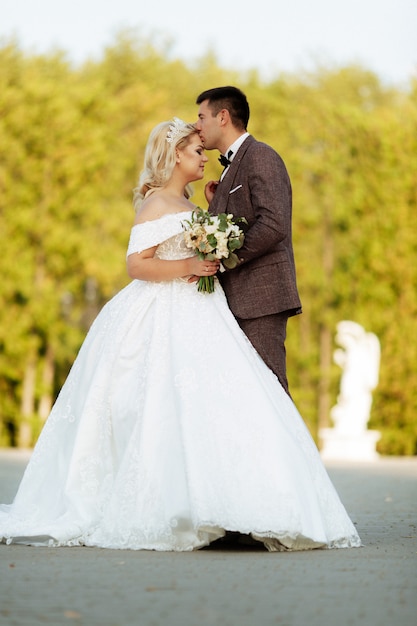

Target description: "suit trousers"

left=235, top=312, right=291, bottom=397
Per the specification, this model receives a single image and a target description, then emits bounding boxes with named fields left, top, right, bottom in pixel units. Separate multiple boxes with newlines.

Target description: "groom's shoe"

left=205, top=531, right=267, bottom=550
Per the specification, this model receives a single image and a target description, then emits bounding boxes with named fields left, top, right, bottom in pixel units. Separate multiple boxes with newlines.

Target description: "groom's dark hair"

left=196, top=86, right=250, bottom=130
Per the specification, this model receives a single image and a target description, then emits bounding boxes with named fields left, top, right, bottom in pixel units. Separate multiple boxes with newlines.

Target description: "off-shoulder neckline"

left=131, top=210, right=193, bottom=229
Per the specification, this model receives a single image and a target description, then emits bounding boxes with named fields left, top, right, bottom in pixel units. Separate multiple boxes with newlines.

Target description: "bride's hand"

left=185, top=257, right=220, bottom=280
left=204, top=180, right=218, bottom=204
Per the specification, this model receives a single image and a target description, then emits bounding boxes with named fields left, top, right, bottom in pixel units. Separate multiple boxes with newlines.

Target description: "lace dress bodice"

left=154, top=231, right=194, bottom=261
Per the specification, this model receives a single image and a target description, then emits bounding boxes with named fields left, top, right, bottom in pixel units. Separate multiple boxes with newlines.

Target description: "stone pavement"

left=0, top=449, right=416, bottom=626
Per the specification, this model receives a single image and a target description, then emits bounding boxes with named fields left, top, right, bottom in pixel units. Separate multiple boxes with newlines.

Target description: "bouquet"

left=183, top=208, right=247, bottom=293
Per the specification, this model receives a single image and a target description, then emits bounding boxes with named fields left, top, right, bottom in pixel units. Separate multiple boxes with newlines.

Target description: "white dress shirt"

left=220, top=132, right=249, bottom=180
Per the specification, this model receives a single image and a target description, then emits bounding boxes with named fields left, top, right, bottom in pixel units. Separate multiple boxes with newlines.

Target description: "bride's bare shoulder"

left=134, top=194, right=171, bottom=225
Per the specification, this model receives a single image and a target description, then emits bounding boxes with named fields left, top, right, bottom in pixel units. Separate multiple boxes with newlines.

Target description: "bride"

left=0, top=118, right=361, bottom=552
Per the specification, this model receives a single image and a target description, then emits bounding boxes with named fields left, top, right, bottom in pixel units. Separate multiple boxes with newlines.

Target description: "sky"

left=1, top=0, right=416, bottom=87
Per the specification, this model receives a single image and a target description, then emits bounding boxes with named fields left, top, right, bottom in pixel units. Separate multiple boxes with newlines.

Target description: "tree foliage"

left=0, top=36, right=416, bottom=453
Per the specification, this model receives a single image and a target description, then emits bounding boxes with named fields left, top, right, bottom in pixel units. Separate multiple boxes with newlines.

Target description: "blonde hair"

left=133, top=119, right=198, bottom=211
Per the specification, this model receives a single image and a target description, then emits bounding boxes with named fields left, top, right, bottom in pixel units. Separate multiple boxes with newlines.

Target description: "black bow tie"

left=218, top=150, right=233, bottom=168
left=218, top=154, right=231, bottom=167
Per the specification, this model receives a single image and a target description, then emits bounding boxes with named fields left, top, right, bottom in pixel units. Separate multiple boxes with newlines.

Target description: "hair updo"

left=133, top=119, right=198, bottom=211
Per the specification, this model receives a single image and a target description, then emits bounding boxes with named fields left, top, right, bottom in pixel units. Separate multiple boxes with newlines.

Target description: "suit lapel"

left=211, top=136, right=254, bottom=212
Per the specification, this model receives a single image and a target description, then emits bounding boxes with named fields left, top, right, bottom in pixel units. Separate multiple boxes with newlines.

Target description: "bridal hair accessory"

left=166, top=117, right=186, bottom=143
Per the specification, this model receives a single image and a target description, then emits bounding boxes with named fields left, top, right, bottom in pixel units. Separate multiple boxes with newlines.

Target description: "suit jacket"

left=209, top=135, right=302, bottom=319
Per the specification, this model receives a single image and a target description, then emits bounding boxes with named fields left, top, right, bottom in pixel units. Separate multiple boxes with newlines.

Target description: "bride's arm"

left=127, top=246, right=219, bottom=282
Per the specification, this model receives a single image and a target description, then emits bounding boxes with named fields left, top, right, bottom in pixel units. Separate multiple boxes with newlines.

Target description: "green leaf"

left=222, top=253, right=240, bottom=269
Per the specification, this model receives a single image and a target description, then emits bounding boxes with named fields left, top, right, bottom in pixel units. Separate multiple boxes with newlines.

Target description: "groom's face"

left=195, top=100, right=221, bottom=151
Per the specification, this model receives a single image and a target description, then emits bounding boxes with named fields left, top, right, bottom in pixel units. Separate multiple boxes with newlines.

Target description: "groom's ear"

left=218, top=109, right=230, bottom=126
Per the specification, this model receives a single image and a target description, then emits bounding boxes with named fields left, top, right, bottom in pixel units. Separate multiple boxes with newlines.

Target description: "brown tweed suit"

left=209, top=135, right=301, bottom=393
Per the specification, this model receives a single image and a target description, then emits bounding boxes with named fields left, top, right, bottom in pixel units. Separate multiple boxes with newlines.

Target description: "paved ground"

left=0, top=449, right=416, bottom=626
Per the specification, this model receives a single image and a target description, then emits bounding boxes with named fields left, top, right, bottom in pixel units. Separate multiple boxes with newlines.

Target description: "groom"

left=195, top=86, right=301, bottom=396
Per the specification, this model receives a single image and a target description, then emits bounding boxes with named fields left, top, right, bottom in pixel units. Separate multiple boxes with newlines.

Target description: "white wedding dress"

left=0, top=212, right=361, bottom=552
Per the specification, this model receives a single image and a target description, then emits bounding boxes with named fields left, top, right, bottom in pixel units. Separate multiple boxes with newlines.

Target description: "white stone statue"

left=331, top=320, right=380, bottom=435
left=320, top=321, right=381, bottom=461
